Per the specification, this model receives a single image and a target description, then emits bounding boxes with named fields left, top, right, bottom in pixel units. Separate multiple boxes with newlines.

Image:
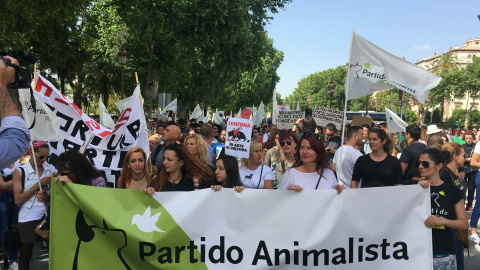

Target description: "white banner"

left=155, top=185, right=432, bottom=269
left=225, top=118, right=253, bottom=159
left=33, top=74, right=149, bottom=183
left=313, top=106, right=344, bottom=130
left=346, top=31, right=441, bottom=104
left=276, top=110, right=305, bottom=130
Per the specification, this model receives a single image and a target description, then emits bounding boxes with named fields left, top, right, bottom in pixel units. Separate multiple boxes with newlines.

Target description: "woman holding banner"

left=239, top=141, right=274, bottom=189
left=118, top=147, right=152, bottom=190
left=418, top=148, right=468, bottom=269
left=278, top=135, right=342, bottom=193
left=145, top=144, right=214, bottom=194
left=12, top=142, right=56, bottom=270
left=211, top=154, right=245, bottom=193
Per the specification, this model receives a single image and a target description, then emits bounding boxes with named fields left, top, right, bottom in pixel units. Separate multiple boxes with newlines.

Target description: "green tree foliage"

left=433, top=53, right=459, bottom=74
left=284, top=65, right=347, bottom=110
left=2, top=0, right=290, bottom=115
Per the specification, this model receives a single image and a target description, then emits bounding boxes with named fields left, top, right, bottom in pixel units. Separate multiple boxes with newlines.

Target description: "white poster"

left=278, top=105, right=290, bottom=111
left=225, top=118, right=253, bottom=159
left=313, top=106, right=344, bottom=130
left=276, top=110, right=305, bottom=130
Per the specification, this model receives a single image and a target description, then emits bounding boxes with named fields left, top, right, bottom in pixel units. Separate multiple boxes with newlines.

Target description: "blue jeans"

left=0, top=192, right=19, bottom=262
left=470, top=172, right=480, bottom=228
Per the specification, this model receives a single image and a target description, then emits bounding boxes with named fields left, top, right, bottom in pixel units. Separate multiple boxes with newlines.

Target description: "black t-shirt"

left=161, top=175, right=195, bottom=192
left=351, top=154, right=403, bottom=187
left=430, top=182, right=463, bottom=255
left=399, top=142, right=426, bottom=184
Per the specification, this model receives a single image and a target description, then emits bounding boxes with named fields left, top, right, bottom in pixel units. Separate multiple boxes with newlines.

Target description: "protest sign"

left=51, top=184, right=432, bottom=269
left=351, top=115, right=373, bottom=127
left=241, top=109, right=252, bottom=120
left=32, top=74, right=149, bottom=184
left=277, top=105, right=290, bottom=111
left=313, top=106, right=343, bottom=130
left=225, top=118, right=252, bottom=159
left=276, top=110, right=305, bottom=130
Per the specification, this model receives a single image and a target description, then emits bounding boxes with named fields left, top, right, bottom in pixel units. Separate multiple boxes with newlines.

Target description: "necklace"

left=132, top=174, right=145, bottom=181
left=169, top=173, right=182, bottom=183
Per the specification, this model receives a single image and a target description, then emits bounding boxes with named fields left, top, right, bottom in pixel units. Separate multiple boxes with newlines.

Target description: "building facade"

left=416, top=38, right=480, bottom=121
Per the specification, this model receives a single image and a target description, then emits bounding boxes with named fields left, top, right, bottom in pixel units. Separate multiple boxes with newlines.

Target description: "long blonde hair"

left=241, top=141, right=263, bottom=168
left=184, top=134, right=210, bottom=166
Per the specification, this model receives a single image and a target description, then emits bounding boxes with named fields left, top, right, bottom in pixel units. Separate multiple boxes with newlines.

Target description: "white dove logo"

left=132, top=206, right=165, bottom=233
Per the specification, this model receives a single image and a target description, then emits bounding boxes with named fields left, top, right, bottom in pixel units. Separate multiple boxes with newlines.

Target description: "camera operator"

left=0, top=56, right=31, bottom=168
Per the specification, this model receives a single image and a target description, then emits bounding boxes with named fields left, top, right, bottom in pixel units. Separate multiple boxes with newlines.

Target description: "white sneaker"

left=470, top=234, right=480, bottom=244
left=9, top=261, right=18, bottom=270
left=475, top=244, right=480, bottom=253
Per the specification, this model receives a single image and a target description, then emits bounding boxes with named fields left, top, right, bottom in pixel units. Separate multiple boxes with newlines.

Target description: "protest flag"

left=385, top=107, right=408, bottom=134
left=99, top=97, right=115, bottom=129
left=296, top=99, right=300, bottom=111
left=190, top=104, right=203, bottom=120
left=253, top=101, right=265, bottom=127
left=19, top=89, right=70, bottom=142
left=345, top=31, right=441, bottom=104
left=115, top=96, right=132, bottom=113
left=159, top=98, right=177, bottom=116
left=213, top=109, right=223, bottom=125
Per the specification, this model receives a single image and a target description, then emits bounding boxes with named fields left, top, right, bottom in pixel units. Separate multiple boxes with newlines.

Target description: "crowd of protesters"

left=3, top=108, right=480, bottom=269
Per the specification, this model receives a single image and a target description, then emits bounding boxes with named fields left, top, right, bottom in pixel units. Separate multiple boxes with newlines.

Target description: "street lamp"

left=118, top=48, right=128, bottom=99
left=328, top=81, right=335, bottom=108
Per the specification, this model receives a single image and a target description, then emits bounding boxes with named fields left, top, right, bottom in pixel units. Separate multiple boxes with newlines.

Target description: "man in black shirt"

left=400, top=125, right=426, bottom=185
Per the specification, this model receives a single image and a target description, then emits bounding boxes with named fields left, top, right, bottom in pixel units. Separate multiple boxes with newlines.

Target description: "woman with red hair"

left=278, top=135, right=343, bottom=193
left=118, top=147, right=152, bottom=190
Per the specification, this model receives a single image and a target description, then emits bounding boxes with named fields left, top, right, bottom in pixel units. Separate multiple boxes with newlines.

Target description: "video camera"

left=0, top=49, right=36, bottom=89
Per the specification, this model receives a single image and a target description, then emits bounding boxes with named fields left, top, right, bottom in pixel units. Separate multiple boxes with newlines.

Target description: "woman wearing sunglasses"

left=417, top=148, right=468, bottom=269
left=351, top=128, right=403, bottom=188
left=274, top=131, right=299, bottom=186
left=12, top=141, right=56, bottom=270
left=239, top=141, right=274, bottom=189
left=278, top=135, right=342, bottom=193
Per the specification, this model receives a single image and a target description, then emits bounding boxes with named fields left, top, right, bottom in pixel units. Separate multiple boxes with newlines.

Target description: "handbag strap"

left=315, top=168, right=324, bottom=190
left=256, top=165, right=264, bottom=189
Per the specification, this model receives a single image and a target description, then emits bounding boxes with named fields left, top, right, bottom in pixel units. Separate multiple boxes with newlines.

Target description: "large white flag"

left=253, top=101, right=265, bottom=127
left=296, top=99, right=300, bottom=111
left=99, top=97, right=115, bottom=129
left=385, top=107, right=408, bottom=134
left=19, top=89, right=70, bottom=142
left=272, top=88, right=278, bottom=125
left=346, top=31, right=441, bottom=104
left=190, top=104, right=203, bottom=120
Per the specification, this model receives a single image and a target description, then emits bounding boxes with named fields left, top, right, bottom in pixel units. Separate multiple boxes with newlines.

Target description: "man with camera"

left=0, top=56, right=31, bottom=168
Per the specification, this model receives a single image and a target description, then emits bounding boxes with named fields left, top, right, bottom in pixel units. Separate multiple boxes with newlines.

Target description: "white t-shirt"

left=474, top=142, right=480, bottom=155
left=278, top=167, right=337, bottom=190
left=332, top=145, right=362, bottom=189
left=239, top=164, right=274, bottom=189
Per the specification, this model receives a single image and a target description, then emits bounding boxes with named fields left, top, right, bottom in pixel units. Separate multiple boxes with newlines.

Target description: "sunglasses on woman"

left=415, top=161, right=431, bottom=168
left=35, top=153, right=51, bottom=160
left=280, top=141, right=292, bottom=146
